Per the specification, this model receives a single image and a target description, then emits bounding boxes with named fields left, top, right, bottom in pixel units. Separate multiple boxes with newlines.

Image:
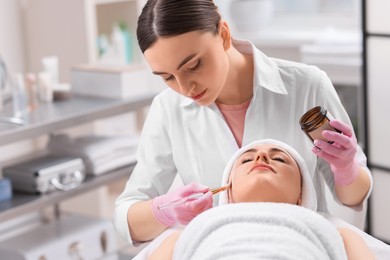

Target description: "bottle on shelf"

left=11, top=73, right=28, bottom=118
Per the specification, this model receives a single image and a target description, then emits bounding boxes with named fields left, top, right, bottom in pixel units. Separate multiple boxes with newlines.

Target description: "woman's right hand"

left=151, top=182, right=213, bottom=226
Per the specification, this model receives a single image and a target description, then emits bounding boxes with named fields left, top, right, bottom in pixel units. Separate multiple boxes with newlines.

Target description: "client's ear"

left=218, top=20, right=231, bottom=51
left=227, top=185, right=233, bottom=203
left=297, top=192, right=302, bottom=206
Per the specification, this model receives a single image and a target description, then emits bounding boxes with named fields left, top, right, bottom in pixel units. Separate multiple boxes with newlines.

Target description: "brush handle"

left=158, top=192, right=205, bottom=210
left=158, top=184, right=230, bottom=210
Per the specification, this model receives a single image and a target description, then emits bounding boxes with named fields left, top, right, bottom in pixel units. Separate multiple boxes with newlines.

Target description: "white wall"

left=22, top=0, right=91, bottom=82
left=0, top=0, right=26, bottom=74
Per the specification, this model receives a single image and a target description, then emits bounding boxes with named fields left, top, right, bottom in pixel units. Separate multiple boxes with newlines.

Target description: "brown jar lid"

left=299, top=106, right=328, bottom=133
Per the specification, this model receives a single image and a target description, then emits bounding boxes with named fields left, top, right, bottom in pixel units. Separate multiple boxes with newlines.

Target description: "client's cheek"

left=229, top=183, right=245, bottom=203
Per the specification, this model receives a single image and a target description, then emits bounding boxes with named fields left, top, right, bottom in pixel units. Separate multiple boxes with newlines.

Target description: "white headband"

left=218, top=139, right=317, bottom=211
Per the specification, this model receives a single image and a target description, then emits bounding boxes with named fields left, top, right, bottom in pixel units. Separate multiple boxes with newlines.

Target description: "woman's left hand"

left=312, top=119, right=360, bottom=186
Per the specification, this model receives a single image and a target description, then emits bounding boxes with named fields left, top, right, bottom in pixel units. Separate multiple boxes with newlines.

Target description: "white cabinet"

left=367, top=0, right=390, bottom=34
left=367, top=38, right=390, bottom=168
left=370, top=169, right=390, bottom=242
left=23, top=0, right=146, bottom=82
left=364, top=0, right=390, bottom=242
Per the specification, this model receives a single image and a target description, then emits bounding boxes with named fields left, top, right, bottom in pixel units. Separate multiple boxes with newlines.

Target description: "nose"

left=177, top=78, right=196, bottom=96
left=255, top=151, right=269, bottom=164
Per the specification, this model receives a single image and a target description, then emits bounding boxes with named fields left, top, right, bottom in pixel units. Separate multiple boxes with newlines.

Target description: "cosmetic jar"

left=299, top=106, right=338, bottom=143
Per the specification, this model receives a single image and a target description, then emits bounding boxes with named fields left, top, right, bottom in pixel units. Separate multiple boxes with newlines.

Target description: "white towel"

left=173, top=203, right=347, bottom=260
left=48, top=134, right=138, bottom=175
left=84, top=147, right=137, bottom=175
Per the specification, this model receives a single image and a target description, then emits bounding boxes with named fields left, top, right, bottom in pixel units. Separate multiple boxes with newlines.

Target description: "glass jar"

left=299, top=106, right=338, bottom=143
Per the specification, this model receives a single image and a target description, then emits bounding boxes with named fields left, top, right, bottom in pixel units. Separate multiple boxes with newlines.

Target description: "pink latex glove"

left=312, top=119, right=360, bottom=186
left=151, top=182, right=213, bottom=226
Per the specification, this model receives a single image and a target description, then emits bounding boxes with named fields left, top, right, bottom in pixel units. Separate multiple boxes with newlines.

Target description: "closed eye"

left=188, top=60, right=201, bottom=71
left=164, top=74, right=174, bottom=82
left=241, top=158, right=253, bottom=164
left=272, top=156, right=285, bottom=163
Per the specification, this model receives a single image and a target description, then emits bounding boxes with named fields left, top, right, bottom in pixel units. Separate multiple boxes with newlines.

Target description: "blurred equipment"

left=3, top=155, right=85, bottom=194
left=0, top=178, right=12, bottom=202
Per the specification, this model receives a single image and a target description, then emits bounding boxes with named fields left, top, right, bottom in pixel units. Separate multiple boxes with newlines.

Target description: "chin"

left=196, top=97, right=215, bottom=106
left=195, top=100, right=209, bottom=106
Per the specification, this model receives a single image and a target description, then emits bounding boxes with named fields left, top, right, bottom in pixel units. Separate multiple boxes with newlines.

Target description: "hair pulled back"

left=137, top=0, right=221, bottom=53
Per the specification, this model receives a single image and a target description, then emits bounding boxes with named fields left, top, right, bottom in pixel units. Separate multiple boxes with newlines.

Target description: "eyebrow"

left=241, top=147, right=292, bottom=160
left=152, top=53, right=197, bottom=75
left=241, top=148, right=257, bottom=156
left=269, top=147, right=292, bottom=159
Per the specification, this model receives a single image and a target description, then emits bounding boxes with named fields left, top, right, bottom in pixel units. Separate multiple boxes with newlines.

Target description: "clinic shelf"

left=0, top=93, right=155, bottom=222
left=0, top=163, right=135, bottom=222
left=0, top=93, right=155, bottom=146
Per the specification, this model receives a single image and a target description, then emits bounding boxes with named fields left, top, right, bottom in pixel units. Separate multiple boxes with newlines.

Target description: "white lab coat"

left=113, top=39, right=372, bottom=243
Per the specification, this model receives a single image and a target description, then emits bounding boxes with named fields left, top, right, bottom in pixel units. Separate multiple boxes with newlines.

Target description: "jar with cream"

left=299, top=106, right=339, bottom=143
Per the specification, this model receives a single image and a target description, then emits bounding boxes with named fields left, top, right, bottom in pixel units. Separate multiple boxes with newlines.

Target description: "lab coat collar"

left=180, top=38, right=287, bottom=107
left=243, top=39, right=288, bottom=96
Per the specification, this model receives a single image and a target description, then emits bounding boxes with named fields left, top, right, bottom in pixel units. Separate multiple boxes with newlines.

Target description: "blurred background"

left=0, top=0, right=389, bottom=259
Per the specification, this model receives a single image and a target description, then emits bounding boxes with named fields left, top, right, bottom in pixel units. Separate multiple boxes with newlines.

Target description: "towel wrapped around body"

left=173, top=202, right=347, bottom=260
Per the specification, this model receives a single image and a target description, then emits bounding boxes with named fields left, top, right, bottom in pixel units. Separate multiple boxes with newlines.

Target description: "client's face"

left=228, top=144, right=302, bottom=205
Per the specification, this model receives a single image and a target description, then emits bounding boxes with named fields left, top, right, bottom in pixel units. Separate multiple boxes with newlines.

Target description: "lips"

left=191, top=89, right=206, bottom=100
left=251, top=163, right=276, bottom=173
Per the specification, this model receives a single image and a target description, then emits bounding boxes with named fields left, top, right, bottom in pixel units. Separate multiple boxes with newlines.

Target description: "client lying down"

left=148, top=139, right=375, bottom=260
